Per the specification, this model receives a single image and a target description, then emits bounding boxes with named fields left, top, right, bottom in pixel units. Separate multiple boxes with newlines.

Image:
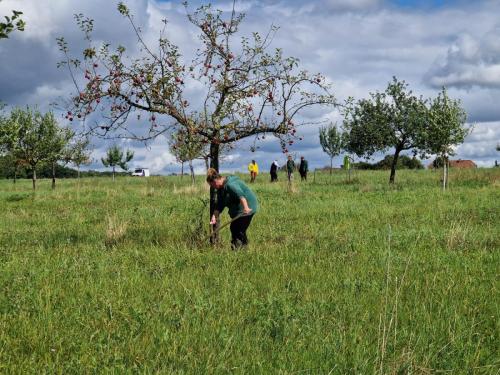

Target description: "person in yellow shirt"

left=248, top=160, right=259, bottom=183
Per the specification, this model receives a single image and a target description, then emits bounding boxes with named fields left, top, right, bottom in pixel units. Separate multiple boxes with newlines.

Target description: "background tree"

left=169, top=129, right=204, bottom=184
left=424, top=88, right=468, bottom=190
left=0, top=111, right=24, bottom=182
left=343, top=77, right=428, bottom=184
left=0, top=7, right=25, bottom=39
left=45, top=123, right=74, bottom=189
left=58, top=1, right=336, bottom=236
left=0, top=107, right=59, bottom=190
left=64, top=136, right=92, bottom=179
left=101, top=145, right=134, bottom=181
left=319, top=123, right=343, bottom=175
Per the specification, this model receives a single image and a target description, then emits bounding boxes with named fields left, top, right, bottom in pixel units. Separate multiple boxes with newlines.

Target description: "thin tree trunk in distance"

left=52, top=162, right=56, bottom=190
left=189, top=160, right=195, bottom=185
left=112, top=166, right=115, bottom=181
left=32, top=168, right=36, bottom=190
left=442, top=155, right=448, bottom=191
left=181, top=162, right=184, bottom=180
left=209, top=142, right=220, bottom=244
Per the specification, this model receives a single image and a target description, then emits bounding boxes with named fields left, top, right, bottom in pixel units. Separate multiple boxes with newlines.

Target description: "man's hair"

left=206, top=168, right=221, bottom=183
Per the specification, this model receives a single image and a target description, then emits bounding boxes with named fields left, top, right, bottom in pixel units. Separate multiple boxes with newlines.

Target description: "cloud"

left=322, top=0, right=381, bottom=12
left=1, top=0, right=500, bottom=172
left=426, top=26, right=500, bottom=89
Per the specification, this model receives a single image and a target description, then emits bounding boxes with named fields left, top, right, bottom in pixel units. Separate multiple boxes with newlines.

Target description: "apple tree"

left=424, top=88, right=469, bottom=190
left=342, top=77, right=428, bottom=184
left=58, top=1, right=336, bottom=229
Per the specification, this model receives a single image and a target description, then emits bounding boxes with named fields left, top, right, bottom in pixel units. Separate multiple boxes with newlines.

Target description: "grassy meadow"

left=0, top=168, right=499, bottom=374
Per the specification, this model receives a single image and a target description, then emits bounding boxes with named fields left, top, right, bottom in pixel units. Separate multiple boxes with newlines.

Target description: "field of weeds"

left=0, top=168, right=498, bottom=373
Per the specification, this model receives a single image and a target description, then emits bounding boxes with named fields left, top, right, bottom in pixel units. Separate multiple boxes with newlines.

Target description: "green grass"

left=0, top=169, right=499, bottom=373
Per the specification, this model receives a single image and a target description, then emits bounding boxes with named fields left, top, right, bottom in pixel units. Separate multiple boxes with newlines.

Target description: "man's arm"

left=239, top=197, right=252, bottom=215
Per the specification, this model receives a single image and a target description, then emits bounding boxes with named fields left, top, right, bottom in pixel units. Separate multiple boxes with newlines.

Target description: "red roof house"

left=448, top=160, right=477, bottom=169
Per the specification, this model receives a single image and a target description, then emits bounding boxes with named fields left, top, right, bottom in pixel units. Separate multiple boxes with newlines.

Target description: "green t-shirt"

left=217, top=175, right=259, bottom=218
left=286, top=160, right=295, bottom=173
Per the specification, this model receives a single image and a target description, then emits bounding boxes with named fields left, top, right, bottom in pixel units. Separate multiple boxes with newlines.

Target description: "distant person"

left=299, top=156, right=308, bottom=181
left=496, top=160, right=498, bottom=167
left=286, top=155, right=296, bottom=182
left=207, top=168, right=258, bottom=249
left=248, top=160, right=259, bottom=183
left=270, top=160, right=279, bottom=182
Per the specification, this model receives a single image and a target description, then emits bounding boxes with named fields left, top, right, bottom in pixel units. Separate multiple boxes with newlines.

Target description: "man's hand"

left=210, top=215, right=217, bottom=225
left=240, top=197, right=252, bottom=215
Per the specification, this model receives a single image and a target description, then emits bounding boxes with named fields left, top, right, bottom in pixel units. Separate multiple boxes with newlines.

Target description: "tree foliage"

left=343, top=77, right=428, bottom=183
left=424, top=88, right=469, bottom=157
left=319, top=123, right=344, bottom=174
left=0, top=107, right=69, bottom=190
left=0, top=7, right=25, bottom=39
left=343, top=77, right=467, bottom=184
left=354, top=155, right=424, bottom=170
left=169, top=129, right=205, bottom=183
left=64, top=136, right=92, bottom=178
left=101, top=145, right=134, bottom=180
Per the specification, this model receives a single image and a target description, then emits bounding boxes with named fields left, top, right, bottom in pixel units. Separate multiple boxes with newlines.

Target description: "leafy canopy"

left=101, top=145, right=134, bottom=171
left=57, top=1, right=336, bottom=156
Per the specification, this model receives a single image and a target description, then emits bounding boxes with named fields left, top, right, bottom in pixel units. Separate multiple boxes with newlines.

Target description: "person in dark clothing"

left=286, top=155, right=295, bottom=182
left=207, top=168, right=258, bottom=249
left=299, top=156, right=308, bottom=181
left=270, top=160, right=279, bottom=182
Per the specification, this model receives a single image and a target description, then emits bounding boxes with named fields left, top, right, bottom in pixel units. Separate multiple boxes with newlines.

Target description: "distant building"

left=429, top=159, right=477, bottom=169
left=448, top=160, right=477, bottom=169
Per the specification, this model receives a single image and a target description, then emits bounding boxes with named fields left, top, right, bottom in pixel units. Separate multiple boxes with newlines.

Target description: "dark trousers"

left=230, top=214, right=254, bottom=249
left=300, top=171, right=307, bottom=181
left=270, top=171, right=278, bottom=182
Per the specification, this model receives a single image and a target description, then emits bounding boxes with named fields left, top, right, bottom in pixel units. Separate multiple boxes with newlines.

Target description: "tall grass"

left=0, top=168, right=498, bottom=373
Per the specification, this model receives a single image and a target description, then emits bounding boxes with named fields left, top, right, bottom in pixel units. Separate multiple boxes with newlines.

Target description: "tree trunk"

left=442, top=155, right=448, bottom=191
left=209, top=142, right=220, bottom=244
left=389, top=148, right=402, bottom=184
left=52, top=162, right=56, bottom=190
left=32, top=167, right=36, bottom=190
left=189, top=160, right=195, bottom=185
left=77, top=166, right=81, bottom=179
left=181, top=162, right=184, bottom=180
left=112, top=166, right=115, bottom=181
left=204, top=157, right=209, bottom=172
left=13, top=168, right=17, bottom=184
left=330, top=157, right=333, bottom=175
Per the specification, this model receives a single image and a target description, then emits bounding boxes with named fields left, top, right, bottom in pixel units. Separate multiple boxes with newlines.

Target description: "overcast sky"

left=1, top=0, right=499, bottom=173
